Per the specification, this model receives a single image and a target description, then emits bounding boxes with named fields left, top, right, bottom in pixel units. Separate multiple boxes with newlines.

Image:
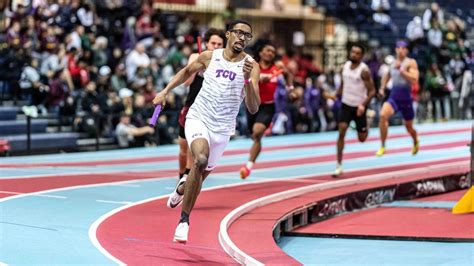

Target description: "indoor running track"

left=0, top=121, right=472, bottom=265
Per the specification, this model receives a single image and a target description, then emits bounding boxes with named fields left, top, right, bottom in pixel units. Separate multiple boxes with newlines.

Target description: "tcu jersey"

left=186, top=49, right=252, bottom=135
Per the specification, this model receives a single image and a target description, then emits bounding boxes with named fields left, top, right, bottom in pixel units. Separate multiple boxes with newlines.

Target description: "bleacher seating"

left=0, top=119, right=48, bottom=135
left=4, top=132, right=79, bottom=152
left=0, top=106, right=17, bottom=121
left=0, top=106, right=79, bottom=154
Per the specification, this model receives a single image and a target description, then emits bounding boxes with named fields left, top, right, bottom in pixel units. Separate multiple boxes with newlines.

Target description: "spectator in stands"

left=7, top=20, right=21, bottom=49
left=110, top=63, right=127, bottom=92
left=76, top=3, right=94, bottom=30
left=135, top=2, right=158, bottom=44
left=371, top=0, right=393, bottom=29
left=77, top=80, right=108, bottom=137
left=427, top=19, right=443, bottom=58
left=131, top=93, right=153, bottom=127
left=422, top=2, right=444, bottom=30
left=115, top=112, right=155, bottom=148
left=40, top=25, right=60, bottom=54
left=44, top=69, right=69, bottom=114
left=304, top=77, right=323, bottom=132
left=125, top=43, right=150, bottom=82
left=92, top=36, right=109, bottom=68
left=67, top=24, right=84, bottom=52
left=406, top=16, right=424, bottom=45
left=142, top=77, right=157, bottom=105
left=19, top=56, right=48, bottom=108
left=425, top=63, right=448, bottom=121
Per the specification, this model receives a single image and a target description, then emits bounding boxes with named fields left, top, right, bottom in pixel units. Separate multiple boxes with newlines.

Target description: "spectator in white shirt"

left=115, top=112, right=155, bottom=148
left=427, top=20, right=443, bottom=48
left=66, top=25, right=84, bottom=52
left=423, top=2, right=444, bottom=30
left=125, top=43, right=150, bottom=82
left=406, top=16, right=424, bottom=43
left=76, top=3, right=94, bottom=28
left=371, top=0, right=390, bottom=12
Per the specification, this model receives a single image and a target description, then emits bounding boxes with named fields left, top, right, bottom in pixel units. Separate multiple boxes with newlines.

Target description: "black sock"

left=179, top=211, right=189, bottom=224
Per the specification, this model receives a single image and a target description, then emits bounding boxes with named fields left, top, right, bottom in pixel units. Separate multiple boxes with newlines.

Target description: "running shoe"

left=240, top=166, right=251, bottom=179
left=375, top=147, right=386, bottom=157
left=173, top=222, right=189, bottom=244
left=167, top=175, right=186, bottom=208
left=332, top=165, right=343, bottom=177
left=412, top=139, right=420, bottom=155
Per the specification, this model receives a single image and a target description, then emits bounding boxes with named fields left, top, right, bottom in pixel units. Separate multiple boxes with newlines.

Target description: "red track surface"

left=97, top=158, right=469, bottom=265
left=0, top=127, right=468, bottom=168
left=415, top=189, right=468, bottom=202
left=294, top=189, right=473, bottom=239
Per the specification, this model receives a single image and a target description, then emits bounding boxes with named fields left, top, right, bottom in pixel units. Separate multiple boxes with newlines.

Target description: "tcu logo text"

left=216, top=69, right=236, bottom=81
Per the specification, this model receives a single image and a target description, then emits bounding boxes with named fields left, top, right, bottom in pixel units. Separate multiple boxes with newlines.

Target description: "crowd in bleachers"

left=404, top=2, right=472, bottom=121
left=0, top=0, right=472, bottom=149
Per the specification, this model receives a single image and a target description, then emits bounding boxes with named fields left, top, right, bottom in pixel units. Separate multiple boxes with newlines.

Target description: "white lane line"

left=109, top=184, right=141, bottom=188
left=0, top=191, right=67, bottom=199
left=96, top=200, right=132, bottom=205
left=33, top=194, right=67, bottom=199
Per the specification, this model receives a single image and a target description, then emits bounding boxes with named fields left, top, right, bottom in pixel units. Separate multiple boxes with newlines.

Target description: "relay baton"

left=197, top=36, right=202, bottom=54
left=149, top=105, right=162, bottom=127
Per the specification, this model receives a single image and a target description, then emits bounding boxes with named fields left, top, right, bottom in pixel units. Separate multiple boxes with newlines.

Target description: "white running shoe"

left=167, top=175, right=186, bottom=208
left=173, top=222, right=189, bottom=243
left=332, top=165, right=343, bottom=177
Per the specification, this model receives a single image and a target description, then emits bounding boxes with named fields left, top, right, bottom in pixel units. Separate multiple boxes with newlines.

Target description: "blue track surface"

left=279, top=236, right=474, bottom=265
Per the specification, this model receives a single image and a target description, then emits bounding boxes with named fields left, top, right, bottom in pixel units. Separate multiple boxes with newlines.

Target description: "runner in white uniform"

left=153, top=20, right=260, bottom=244
left=333, top=44, right=376, bottom=177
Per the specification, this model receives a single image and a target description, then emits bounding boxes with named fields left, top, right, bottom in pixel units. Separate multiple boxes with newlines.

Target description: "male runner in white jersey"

left=333, top=44, right=376, bottom=177
left=175, top=28, right=225, bottom=195
left=153, top=20, right=260, bottom=243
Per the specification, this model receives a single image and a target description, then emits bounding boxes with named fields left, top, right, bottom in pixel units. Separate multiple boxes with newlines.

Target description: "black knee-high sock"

left=179, top=168, right=191, bottom=179
left=179, top=211, right=189, bottom=224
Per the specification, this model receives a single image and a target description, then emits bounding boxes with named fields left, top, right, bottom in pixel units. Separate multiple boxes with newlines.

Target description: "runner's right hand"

left=153, top=90, right=167, bottom=107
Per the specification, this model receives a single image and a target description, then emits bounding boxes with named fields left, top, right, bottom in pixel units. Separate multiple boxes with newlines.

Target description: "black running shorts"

left=339, top=103, right=368, bottom=133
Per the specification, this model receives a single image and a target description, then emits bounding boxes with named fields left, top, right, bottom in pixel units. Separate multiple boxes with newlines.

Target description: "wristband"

left=244, top=78, right=251, bottom=85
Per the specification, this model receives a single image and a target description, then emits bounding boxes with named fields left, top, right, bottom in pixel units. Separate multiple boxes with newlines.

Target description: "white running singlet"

left=186, top=48, right=251, bottom=135
left=341, top=61, right=369, bottom=107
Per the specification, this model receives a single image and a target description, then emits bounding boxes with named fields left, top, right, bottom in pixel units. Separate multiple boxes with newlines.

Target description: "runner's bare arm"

left=379, top=68, right=391, bottom=97
left=361, top=69, right=376, bottom=107
left=244, top=60, right=261, bottom=114
left=400, top=59, right=419, bottom=84
left=153, top=51, right=212, bottom=106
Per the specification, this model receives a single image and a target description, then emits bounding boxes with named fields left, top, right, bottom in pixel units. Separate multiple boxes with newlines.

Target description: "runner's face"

left=396, top=46, right=408, bottom=58
left=259, top=45, right=276, bottom=63
left=226, top=23, right=252, bottom=53
left=349, top=47, right=363, bottom=63
left=206, top=35, right=224, bottom=51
